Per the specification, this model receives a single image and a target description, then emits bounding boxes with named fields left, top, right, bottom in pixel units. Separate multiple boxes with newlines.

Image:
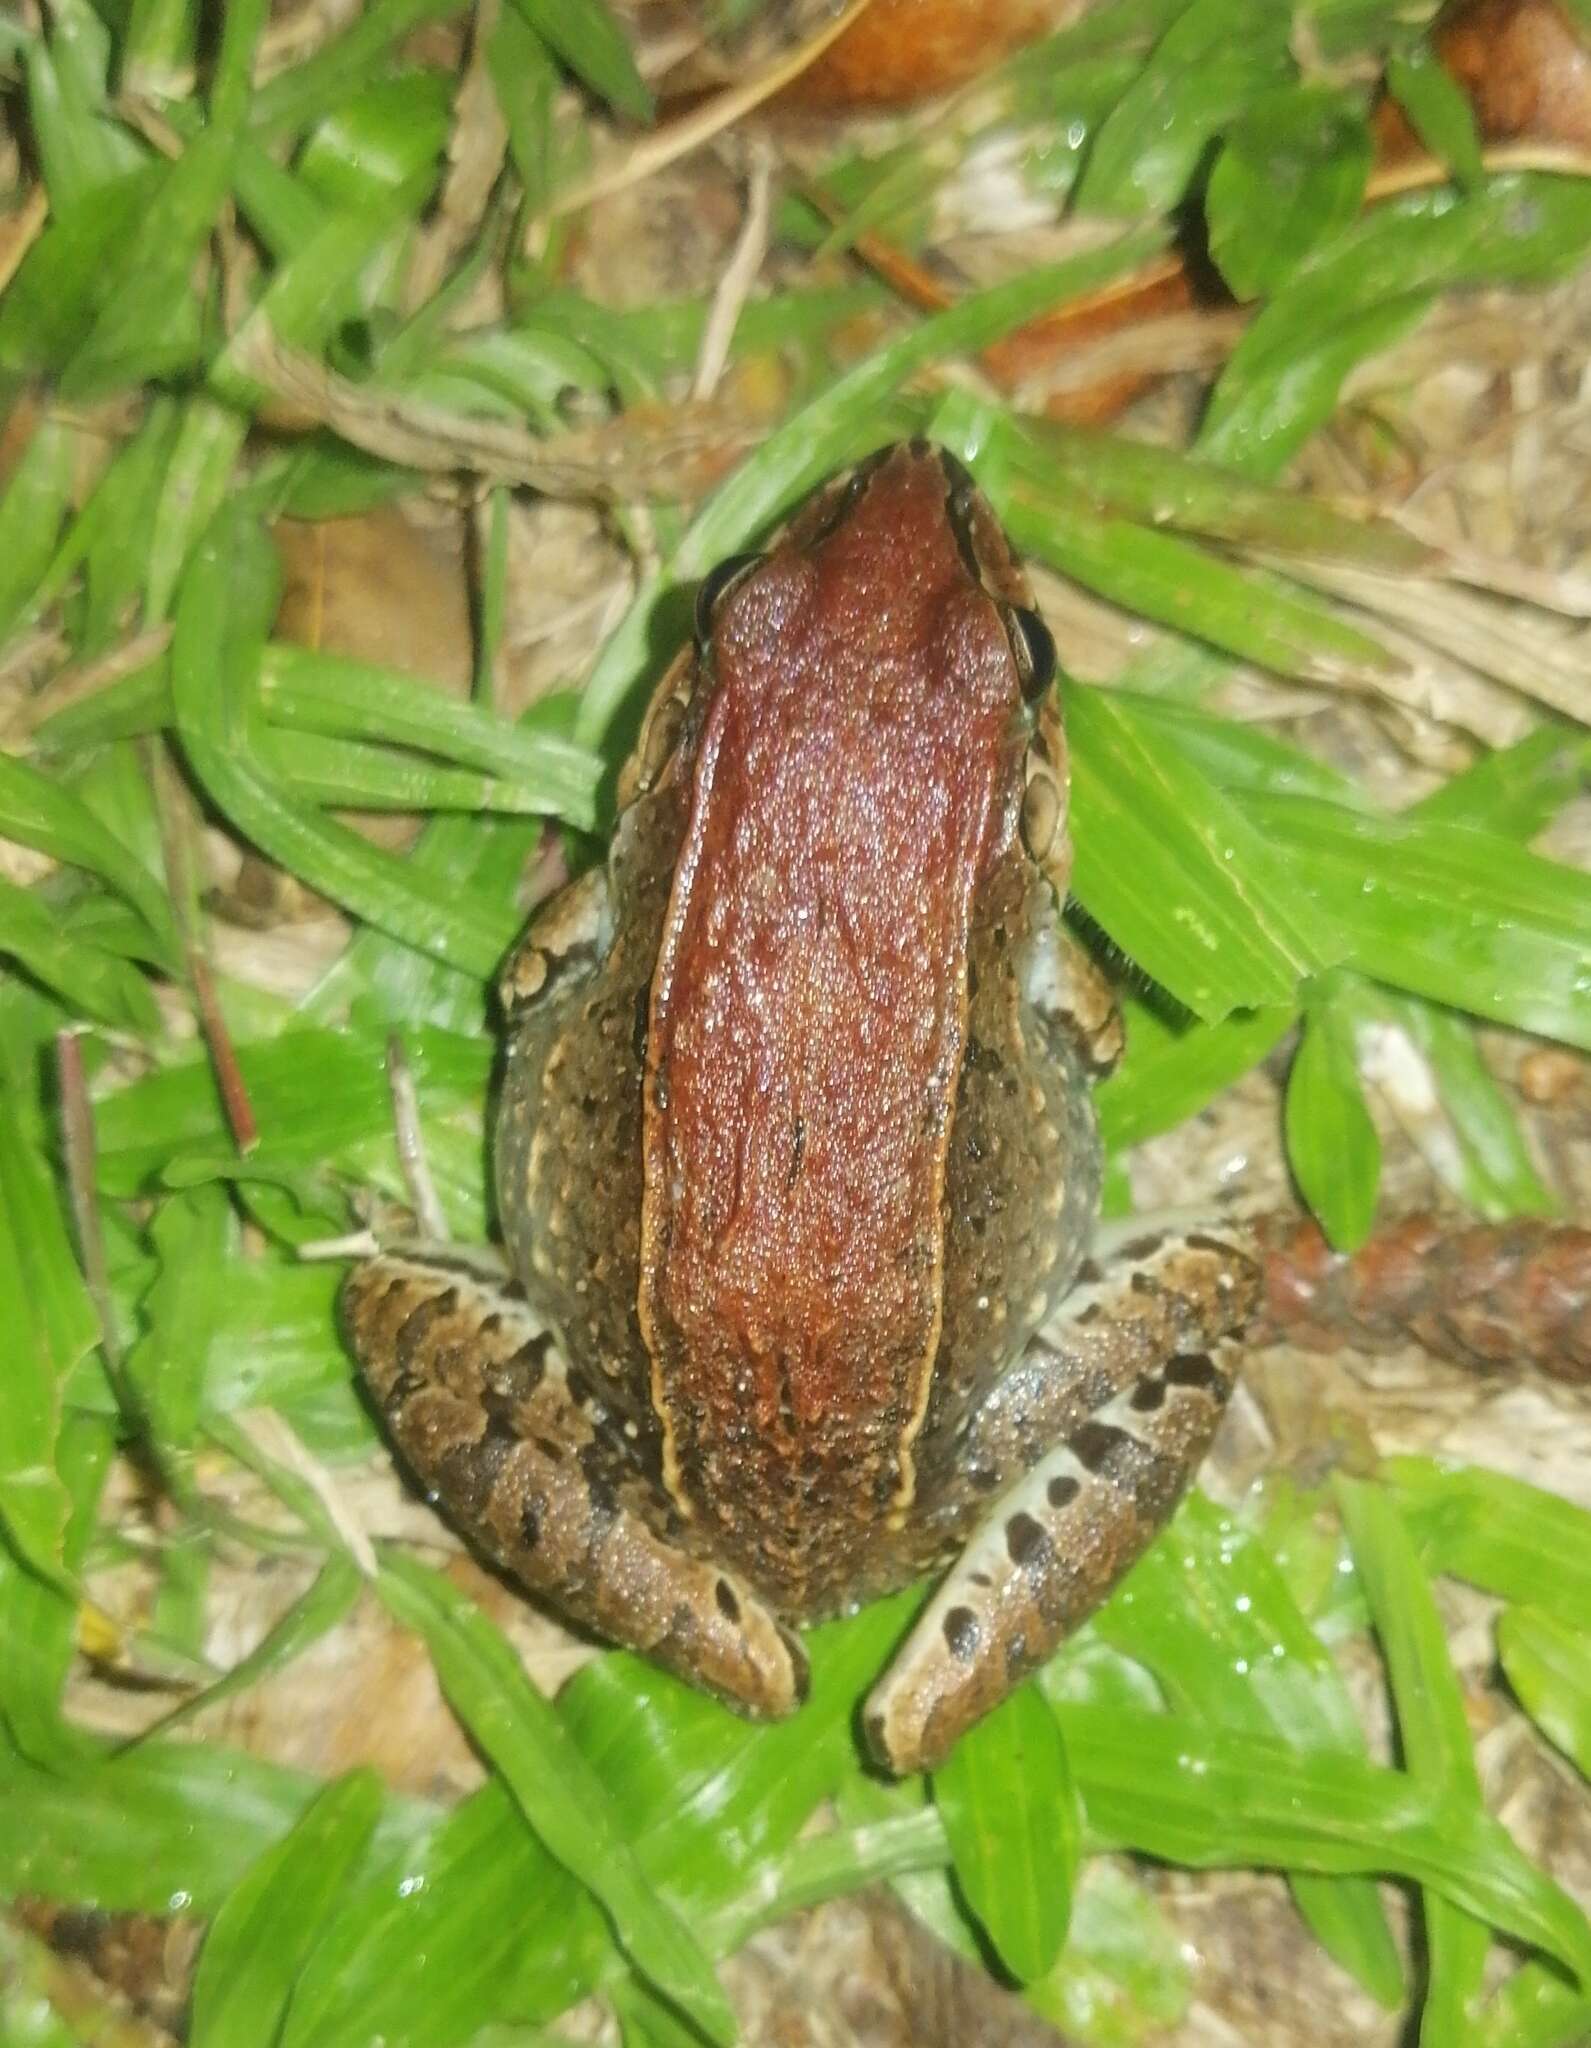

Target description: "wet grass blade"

left=1285, top=980, right=1382, bottom=1252
left=1096, top=998, right=1294, bottom=1155
left=376, top=1551, right=738, bottom=2047
left=511, top=0, right=652, bottom=124
left=0, top=1071, right=99, bottom=1589
left=933, top=1683, right=1079, bottom=1982
left=1384, top=1461, right=1591, bottom=1632
left=170, top=503, right=517, bottom=980
left=1497, top=1608, right=1591, bottom=1780
left=190, top=1770, right=383, bottom=2048
left=1066, top=685, right=1329, bottom=1019
left=1093, top=1495, right=1403, bottom=2007
left=261, top=644, right=601, bottom=827
left=1058, top=1702, right=1591, bottom=1985
left=1338, top=1478, right=1491, bottom=2043
left=1235, top=797, right=1591, bottom=1051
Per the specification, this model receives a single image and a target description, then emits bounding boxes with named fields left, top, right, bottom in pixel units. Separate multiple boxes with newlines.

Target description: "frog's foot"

left=864, top=1227, right=1256, bottom=1774
left=343, top=1249, right=808, bottom=1719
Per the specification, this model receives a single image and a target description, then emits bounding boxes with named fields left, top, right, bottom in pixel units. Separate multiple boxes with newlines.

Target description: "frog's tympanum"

left=344, top=445, right=1258, bottom=1772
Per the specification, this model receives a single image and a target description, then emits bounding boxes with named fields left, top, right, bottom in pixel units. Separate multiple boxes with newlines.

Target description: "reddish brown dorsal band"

left=637, top=448, right=1028, bottom=1540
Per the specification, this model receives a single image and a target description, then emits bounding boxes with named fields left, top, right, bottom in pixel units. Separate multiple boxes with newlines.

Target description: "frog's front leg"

left=343, top=1249, right=809, bottom=1717
left=865, top=1227, right=1258, bottom=1774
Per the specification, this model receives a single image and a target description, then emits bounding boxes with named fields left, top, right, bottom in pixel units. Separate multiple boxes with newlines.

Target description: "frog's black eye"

left=1009, top=604, right=1056, bottom=702
left=694, top=553, right=762, bottom=646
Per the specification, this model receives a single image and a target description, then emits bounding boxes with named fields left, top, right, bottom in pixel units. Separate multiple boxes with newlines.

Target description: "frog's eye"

left=694, top=553, right=763, bottom=646
left=1009, top=604, right=1056, bottom=703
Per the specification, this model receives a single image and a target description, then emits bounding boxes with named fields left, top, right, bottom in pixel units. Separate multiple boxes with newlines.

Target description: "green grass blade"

left=0, top=752, right=176, bottom=962
left=1285, top=983, right=1382, bottom=1252
left=1383, top=1461, right=1591, bottom=1634
left=1234, top=797, right=1591, bottom=1050
left=933, top=1683, right=1079, bottom=1982
left=0, top=416, right=75, bottom=644
left=1096, top=998, right=1294, bottom=1155
left=1093, top=1495, right=1403, bottom=2007
left=1337, top=1478, right=1491, bottom=2042
left=1066, top=686, right=1328, bottom=1019
left=0, top=878, right=163, bottom=1031
left=1058, top=1703, right=1591, bottom=1984
left=189, top=1768, right=384, bottom=2048
left=375, top=1551, right=738, bottom=2047
left=170, top=503, right=516, bottom=979
left=1202, top=179, right=1591, bottom=478
left=0, top=1413, right=112, bottom=1770
left=510, top=0, right=652, bottom=124
left=139, top=1552, right=364, bottom=1747
left=261, top=644, right=601, bottom=827
left=0, top=1072, right=99, bottom=1589
left=1206, top=85, right=1371, bottom=299
left=1497, top=1607, right=1591, bottom=1780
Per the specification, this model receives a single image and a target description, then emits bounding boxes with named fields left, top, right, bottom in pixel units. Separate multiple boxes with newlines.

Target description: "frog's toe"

left=865, top=1326, right=1243, bottom=1775
left=344, top=1249, right=807, bottom=1721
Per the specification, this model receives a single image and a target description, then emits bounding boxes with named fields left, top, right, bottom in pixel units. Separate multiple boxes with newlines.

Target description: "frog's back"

left=499, top=447, right=1096, bottom=1612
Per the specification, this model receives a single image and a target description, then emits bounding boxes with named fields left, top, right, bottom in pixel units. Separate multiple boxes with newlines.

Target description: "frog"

left=343, top=442, right=1259, bottom=1774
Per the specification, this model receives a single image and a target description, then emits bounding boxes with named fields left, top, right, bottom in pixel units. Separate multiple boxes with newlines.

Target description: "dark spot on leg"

left=478, top=1312, right=503, bottom=1339
left=943, top=1606, right=981, bottom=1663
left=1071, top=1419, right=1133, bottom=1474
left=1075, top=1259, right=1103, bottom=1285
left=1130, top=1271, right=1165, bottom=1299
left=969, top=1571, right=991, bottom=1588
left=577, top=1441, right=618, bottom=1519
left=394, top=1287, right=460, bottom=1373
left=1166, top=1350, right=1222, bottom=1392
left=519, top=1500, right=540, bottom=1549
left=1047, top=1473, right=1080, bottom=1510
left=715, top=1578, right=740, bottom=1623
left=968, top=1465, right=1000, bottom=1492
left=532, top=1435, right=563, bottom=1462
left=1074, top=1302, right=1102, bottom=1326
left=433, top=1409, right=518, bottom=1519
left=1130, top=1374, right=1168, bottom=1412
left=1006, top=1511, right=1051, bottom=1568
left=1120, top=1233, right=1165, bottom=1260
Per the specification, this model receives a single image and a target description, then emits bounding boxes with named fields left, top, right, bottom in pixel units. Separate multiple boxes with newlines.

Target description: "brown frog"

left=343, top=444, right=1258, bottom=1773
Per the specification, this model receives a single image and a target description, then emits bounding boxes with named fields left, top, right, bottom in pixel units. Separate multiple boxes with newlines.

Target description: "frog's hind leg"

left=344, top=1249, right=808, bottom=1719
left=866, top=1228, right=1257, bottom=1774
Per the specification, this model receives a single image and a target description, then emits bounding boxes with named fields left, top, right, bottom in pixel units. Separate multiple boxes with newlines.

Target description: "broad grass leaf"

left=1094, top=1496, right=1402, bottom=2006
left=934, top=1684, right=1079, bottom=1982
left=1498, top=1608, right=1591, bottom=1780
left=1066, top=686, right=1328, bottom=1020
left=1096, top=998, right=1295, bottom=1156
left=190, top=1769, right=384, bottom=2048
left=1385, top=49, right=1483, bottom=190
left=1207, top=86, right=1371, bottom=299
left=1059, top=1703, right=1591, bottom=1983
left=510, top=0, right=652, bottom=124
left=1384, top=1461, right=1591, bottom=1634
left=1202, top=179, right=1591, bottom=478
left=1074, top=0, right=1293, bottom=215
left=1338, top=1479, right=1490, bottom=2039
left=1285, top=987, right=1381, bottom=1252
left=375, top=1553, right=737, bottom=2047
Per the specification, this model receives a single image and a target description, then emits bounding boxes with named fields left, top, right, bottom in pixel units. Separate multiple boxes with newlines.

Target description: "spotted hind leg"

left=343, top=1247, right=808, bottom=1718
left=864, top=1227, right=1258, bottom=1774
